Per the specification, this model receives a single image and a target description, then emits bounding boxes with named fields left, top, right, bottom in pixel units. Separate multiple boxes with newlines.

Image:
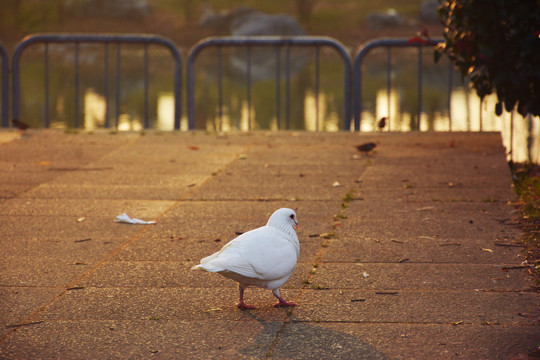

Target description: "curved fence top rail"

left=13, top=33, right=182, bottom=63
left=188, top=36, right=351, bottom=62
left=354, top=37, right=443, bottom=66
left=187, top=36, right=352, bottom=130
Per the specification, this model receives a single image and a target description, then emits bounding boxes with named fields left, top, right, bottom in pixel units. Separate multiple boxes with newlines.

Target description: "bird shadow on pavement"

left=240, top=311, right=388, bottom=359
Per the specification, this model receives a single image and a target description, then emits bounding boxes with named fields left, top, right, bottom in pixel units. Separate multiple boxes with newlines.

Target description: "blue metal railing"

left=353, top=38, right=451, bottom=131
left=0, top=42, right=8, bottom=127
left=187, top=36, right=352, bottom=131
left=11, top=33, right=182, bottom=129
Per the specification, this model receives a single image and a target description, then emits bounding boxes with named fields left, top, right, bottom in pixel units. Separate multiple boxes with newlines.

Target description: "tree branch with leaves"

left=435, top=0, right=540, bottom=117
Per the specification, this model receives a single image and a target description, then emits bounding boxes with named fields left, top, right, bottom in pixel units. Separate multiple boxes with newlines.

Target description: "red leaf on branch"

left=407, top=37, right=431, bottom=45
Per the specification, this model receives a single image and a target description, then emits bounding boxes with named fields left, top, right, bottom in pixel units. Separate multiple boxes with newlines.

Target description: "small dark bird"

left=356, top=142, right=377, bottom=155
left=12, top=118, right=30, bottom=131
left=377, top=117, right=386, bottom=131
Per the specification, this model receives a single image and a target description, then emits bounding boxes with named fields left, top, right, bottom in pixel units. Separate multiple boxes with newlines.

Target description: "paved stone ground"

left=0, top=130, right=538, bottom=359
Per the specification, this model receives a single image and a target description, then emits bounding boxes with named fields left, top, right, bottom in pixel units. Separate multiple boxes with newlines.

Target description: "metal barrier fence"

left=187, top=36, right=352, bottom=131
left=5, top=34, right=457, bottom=132
left=353, top=38, right=450, bottom=131
left=11, top=33, right=182, bottom=129
left=0, top=42, right=8, bottom=127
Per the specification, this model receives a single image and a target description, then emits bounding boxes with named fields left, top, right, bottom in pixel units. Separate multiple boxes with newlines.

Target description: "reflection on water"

left=83, top=89, right=105, bottom=130
left=304, top=91, right=339, bottom=132
left=356, top=85, right=539, bottom=163
left=16, top=44, right=540, bottom=163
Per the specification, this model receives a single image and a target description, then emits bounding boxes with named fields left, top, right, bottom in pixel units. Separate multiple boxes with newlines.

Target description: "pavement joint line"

left=284, top=319, right=540, bottom=326
left=294, top=166, right=372, bottom=296
left=1, top=135, right=267, bottom=342
left=35, top=285, right=533, bottom=294
left=0, top=136, right=256, bottom=342
left=258, top=166, right=372, bottom=357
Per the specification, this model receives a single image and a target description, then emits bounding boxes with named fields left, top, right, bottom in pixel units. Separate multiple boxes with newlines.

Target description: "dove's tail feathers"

left=200, top=252, right=220, bottom=264
left=191, top=263, right=225, bottom=272
left=191, top=264, right=206, bottom=271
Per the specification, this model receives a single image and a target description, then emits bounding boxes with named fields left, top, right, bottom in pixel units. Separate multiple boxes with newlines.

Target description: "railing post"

left=44, top=43, right=50, bottom=128
left=104, top=43, right=110, bottom=128
left=143, top=44, right=149, bottom=128
left=0, top=42, right=8, bottom=127
left=275, top=46, right=281, bottom=130
left=386, top=47, right=391, bottom=131
left=115, top=43, right=121, bottom=128
left=75, top=42, right=80, bottom=128
left=417, top=46, right=422, bottom=130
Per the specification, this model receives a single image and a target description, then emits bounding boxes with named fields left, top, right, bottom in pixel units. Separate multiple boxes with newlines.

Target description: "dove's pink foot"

left=273, top=298, right=298, bottom=307
left=237, top=284, right=256, bottom=310
left=272, top=289, right=298, bottom=307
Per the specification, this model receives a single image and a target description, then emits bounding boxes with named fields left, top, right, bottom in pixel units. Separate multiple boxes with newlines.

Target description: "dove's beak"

left=293, top=222, right=299, bottom=230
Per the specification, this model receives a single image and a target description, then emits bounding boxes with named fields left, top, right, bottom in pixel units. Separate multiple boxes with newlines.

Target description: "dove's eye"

left=290, top=214, right=295, bottom=220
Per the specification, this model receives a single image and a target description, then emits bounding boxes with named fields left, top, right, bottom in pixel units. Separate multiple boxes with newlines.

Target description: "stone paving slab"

left=38, top=287, right=297, bottom=322
left=293, top=289, right=537, bottom=325
left=0, top=130, right=538, bottom=359
left=1, top=255, right=100, bottom=287
left=305, top=322, right=540, bottom=360
left=0, top=287, right=62, bottom=338
left=0, top=198, right=175, bottom=217
left=0, top=320, right=272, bottom=360
left=309, top=263, right=530, bottom=291
left=0, top=236, right=126, bottom=260
left=0, top=215, right=143, bottom=238
left=322, top=235, right=524, bottom=264
left=1, top=319, right=537, bottom=360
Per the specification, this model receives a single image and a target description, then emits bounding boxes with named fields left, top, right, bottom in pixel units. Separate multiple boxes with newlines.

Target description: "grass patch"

left=511, top=162, right=540, bottom=288
left=334, top=213, right=348, bottom=220
left=320, top=232, right=336, bottom=239
left=311, top=284, right=329, bottom=290
left=342, top=190, right=356, bottom=203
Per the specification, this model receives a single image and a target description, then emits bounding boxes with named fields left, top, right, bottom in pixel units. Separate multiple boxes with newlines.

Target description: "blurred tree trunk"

left=183, top=0, right=194, bottom=23
left=4, top=0, right=23, bottom=26
left=296, top=0, right=317, bottom=25
left=55, top=0, right=66, bottom=22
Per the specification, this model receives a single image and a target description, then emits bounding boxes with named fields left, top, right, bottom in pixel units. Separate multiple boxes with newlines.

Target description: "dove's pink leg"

left=272, top=289, right=298, bottom=307
left=237, top=284, right=256, bottom=310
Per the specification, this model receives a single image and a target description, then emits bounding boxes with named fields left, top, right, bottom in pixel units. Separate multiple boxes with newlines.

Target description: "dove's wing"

left=199, top=226, right=298, bottom=281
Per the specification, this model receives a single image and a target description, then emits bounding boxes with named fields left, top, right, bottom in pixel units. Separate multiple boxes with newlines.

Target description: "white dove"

left=192, top=208, right=300, bottom=309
